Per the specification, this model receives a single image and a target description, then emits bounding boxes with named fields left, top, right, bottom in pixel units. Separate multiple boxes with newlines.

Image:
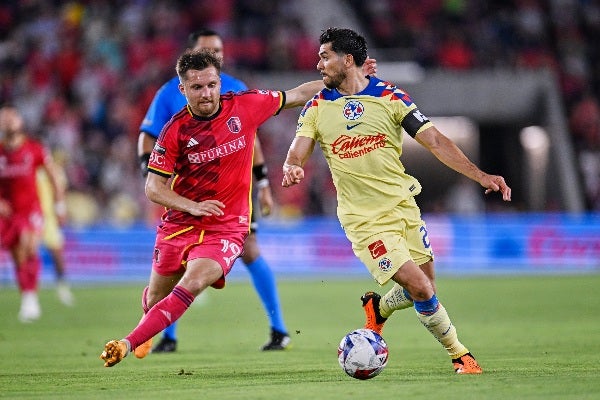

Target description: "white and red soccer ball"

left=338, top=328, right=389, bottom=380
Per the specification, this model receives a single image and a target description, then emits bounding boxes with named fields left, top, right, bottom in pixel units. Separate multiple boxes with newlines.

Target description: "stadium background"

left=0, top=0, right=598, bottom=283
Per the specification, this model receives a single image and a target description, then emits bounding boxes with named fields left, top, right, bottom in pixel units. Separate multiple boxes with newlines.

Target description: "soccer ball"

left=337, top=328, right=389, bottom=380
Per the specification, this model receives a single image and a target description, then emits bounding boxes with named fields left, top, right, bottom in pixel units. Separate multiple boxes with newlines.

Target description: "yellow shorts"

left=37, top=169, right=65, bottom=250
left=42, top=213, right=64, bottom=250
left=351, top=197, right=434, bottom=285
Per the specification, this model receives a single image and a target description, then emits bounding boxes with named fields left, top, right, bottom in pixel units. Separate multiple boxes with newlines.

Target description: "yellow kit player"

left=37, top=166, right=74, bottom=306
left=282, top=27, right=512, bottom=374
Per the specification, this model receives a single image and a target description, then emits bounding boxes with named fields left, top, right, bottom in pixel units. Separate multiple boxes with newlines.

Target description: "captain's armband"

left=401, top=108, right=430, bottom=138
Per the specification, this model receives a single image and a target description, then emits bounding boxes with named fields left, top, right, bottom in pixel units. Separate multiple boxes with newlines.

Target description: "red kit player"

left=0, top=105, right=65, bottom=322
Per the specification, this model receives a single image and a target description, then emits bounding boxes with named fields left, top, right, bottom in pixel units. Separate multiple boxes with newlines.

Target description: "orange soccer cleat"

left=452, top=352, right=483, bottom=374
left=100, top=340, right=129, bottom=367
left=133, top=338, right=153, bottom=359
left=361, top=292, right=388, bottom=335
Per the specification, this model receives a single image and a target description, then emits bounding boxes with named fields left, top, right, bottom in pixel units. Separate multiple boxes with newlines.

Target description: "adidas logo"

left=187, top=138, right=199, bottom=148
left=160, top=309, right=172, bottom=322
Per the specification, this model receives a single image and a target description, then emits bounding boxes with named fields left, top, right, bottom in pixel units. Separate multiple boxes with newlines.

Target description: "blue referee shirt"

left=140, top=72, right=248, bottom=138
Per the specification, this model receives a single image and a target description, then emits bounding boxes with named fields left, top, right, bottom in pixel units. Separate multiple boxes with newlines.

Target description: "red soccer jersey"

left=148, top=89, right=285, bottom=232
left=0, top=137, right=48, bottom=216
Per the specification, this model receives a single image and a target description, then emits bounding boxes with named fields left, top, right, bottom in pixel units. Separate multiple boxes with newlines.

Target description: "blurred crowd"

left=351, top=0, right=600, bottom=211
left=0, top=0, right=599, bottom=227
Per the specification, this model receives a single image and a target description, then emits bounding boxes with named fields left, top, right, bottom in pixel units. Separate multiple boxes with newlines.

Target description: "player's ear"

left=178, top=83, right=185, bottom=95
left=345, top=53, right=354, bottom=67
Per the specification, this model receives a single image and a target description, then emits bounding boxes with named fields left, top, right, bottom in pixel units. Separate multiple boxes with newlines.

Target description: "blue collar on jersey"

left=321, top=76, right=383, bottom=100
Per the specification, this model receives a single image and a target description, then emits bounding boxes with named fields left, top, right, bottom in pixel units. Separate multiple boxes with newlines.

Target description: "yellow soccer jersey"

left=296, top=76, right=433, bottom=234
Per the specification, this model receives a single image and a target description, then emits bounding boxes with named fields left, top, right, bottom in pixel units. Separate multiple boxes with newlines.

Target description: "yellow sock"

left=416, top=303, right=469, bottom=358
left=380, top=283, right=414, bottom=318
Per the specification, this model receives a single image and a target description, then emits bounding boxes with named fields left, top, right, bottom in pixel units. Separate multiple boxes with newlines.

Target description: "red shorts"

left=0, top=211, right=43, bottom=249
left=151, top=222, right=247, bottom=288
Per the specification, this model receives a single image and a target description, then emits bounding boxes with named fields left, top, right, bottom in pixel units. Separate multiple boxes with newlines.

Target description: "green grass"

left=1, top=275, right=600, bottom=399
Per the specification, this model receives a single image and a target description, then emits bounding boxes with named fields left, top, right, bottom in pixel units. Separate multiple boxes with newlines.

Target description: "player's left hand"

left=55, top=200, right=67, bottom=225
left=282, top=163, right=305, bottom=187
left=483, top=175, right=512, bottom=201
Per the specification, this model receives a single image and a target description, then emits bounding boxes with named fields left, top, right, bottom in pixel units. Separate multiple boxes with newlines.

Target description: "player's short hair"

left=187, top=29, right=220, bottom=49
left=319, top=27, right=368, bottom=66
left=176, top=50, right=222, bottom=79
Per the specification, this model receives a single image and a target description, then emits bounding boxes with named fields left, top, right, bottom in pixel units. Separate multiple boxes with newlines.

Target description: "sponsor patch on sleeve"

left=153, top=143, right=166, bottom=155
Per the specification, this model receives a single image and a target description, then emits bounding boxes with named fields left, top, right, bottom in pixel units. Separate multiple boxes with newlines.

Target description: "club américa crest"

left=343, top=100, right=364, bottom=120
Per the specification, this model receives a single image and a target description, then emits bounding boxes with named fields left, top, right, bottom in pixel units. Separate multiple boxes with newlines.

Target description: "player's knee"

left=145, top=290, right=164, bottom=309
left=409, top=287, right=434, bottom=302
left=404, top=277, right=435, bottom=301
left=241, top=236, right=260, bottom=263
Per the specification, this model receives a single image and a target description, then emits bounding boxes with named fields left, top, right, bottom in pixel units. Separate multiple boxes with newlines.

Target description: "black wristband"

left=139, top=153, right=151, bottom=177
left=252, top=164, right=268, bottom=181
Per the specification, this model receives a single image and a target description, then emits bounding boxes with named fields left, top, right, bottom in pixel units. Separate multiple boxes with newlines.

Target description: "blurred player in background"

left=101, top=50, right=327, bottom=367
left=37, top=162, right=74, bottom=307
left=137, top=29, right=290, bottom=352
left=282, top=27, right=512, bottom=374
left=0, top=105, right=66, bottom=322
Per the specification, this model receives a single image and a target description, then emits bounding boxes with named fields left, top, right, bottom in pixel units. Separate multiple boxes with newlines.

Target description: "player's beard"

left=323, top=69, right=346, bottom=89
left=192, top=98, right=220, bottom=118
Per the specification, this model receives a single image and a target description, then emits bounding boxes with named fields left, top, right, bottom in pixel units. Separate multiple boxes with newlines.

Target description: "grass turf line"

left=0, top=275, right=599, bottom=399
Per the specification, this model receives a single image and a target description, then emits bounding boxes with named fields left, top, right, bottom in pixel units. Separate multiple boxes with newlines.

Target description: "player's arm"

left=137, top=82, right=176, bottom=176
left=281, top=58, right=377, bottom=108
left=415, top=126, right=512, bottom=201
left=283, top=81, right=324, bottom=108
left=145, top=172, right=225, bottom=217
left=253, top=137, right=273, bottom=216
left=137, top=132, right=156, bottom=177
left=0, top=198, right=11, bottom=216
left=282, top=136, right=316, bottom=187
left=41, top=155, right=67, bottom=222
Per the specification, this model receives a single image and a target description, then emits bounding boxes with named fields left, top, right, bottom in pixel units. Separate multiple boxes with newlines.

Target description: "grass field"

left=1, top=275, right=599, bottom=399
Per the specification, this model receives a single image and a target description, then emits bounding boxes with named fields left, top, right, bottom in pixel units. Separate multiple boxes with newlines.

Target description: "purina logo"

left=227, top=117, right=242, bottom=133
left=187, top=137, right=199, bottom=148
left=343, top=100, right=364, bottom=120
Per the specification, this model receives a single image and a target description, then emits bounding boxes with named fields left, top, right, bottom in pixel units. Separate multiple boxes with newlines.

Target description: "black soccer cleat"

left=261, top=328, right=291, bottom=351
left=152, top=337, right=177, bottom=353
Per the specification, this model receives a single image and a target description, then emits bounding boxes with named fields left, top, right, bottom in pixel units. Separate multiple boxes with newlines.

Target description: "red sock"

left=125, top=285, right=194, bottom=350
left=15, top=255, right=41, bottom=292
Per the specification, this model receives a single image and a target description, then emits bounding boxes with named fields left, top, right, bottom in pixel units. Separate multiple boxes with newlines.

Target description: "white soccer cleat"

left=57, top=281, right=75, bottom=307
left=18, top=291, right=41, bottom=323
